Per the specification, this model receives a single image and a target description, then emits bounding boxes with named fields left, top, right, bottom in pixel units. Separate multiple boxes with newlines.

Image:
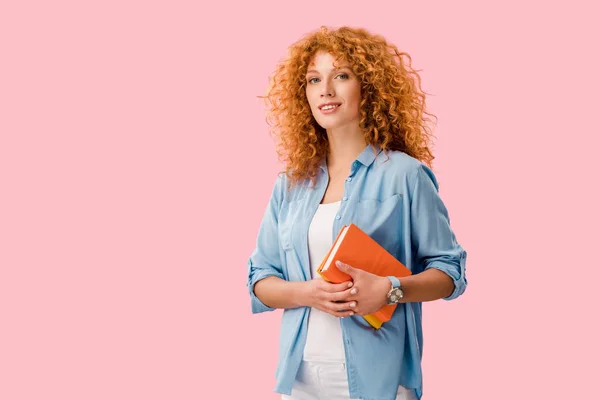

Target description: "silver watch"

left=386, top=276, right=403, bottom=305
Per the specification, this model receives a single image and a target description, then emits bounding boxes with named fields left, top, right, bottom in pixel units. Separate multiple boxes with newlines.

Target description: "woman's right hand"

left=301, top=278, right=357, bottom=318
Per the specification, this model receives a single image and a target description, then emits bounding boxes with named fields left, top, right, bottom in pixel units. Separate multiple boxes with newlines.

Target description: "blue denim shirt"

left=246, top=144, right=467, bottom=400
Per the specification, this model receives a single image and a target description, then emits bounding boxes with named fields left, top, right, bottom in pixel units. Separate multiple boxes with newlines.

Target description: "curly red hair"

left=260, top=26, right=437, bottom=188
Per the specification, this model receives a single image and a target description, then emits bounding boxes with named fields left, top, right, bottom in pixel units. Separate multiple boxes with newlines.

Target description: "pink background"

left=1, top=0, right=598, bottom=399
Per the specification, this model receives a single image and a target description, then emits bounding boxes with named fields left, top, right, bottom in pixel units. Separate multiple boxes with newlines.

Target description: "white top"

left=303, top=200, right=346, bottom=362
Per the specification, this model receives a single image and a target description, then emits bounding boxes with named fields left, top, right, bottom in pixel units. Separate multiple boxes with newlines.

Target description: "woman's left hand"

left=335, top=260, right=391, bottom=316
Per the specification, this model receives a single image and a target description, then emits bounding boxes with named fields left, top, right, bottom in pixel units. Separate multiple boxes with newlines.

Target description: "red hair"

left=260, top=26, right=437, bottom=188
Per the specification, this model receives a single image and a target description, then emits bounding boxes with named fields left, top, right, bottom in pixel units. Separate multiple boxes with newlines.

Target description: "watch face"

left=388, top=287, right=403, bottom=304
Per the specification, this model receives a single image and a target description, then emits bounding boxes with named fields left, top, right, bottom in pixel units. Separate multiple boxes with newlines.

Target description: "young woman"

left=246, top=26, right=468, bottom=400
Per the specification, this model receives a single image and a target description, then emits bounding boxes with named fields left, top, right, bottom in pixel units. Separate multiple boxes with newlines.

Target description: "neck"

left=325, top=124, right=367, bottom=174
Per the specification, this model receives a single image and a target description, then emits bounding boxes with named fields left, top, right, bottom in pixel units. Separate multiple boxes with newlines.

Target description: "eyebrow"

left=306, top=66, right=352, bottom=75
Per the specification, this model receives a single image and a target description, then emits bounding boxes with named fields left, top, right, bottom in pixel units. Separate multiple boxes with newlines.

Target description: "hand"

left=302, top=278, right=357, bottom=318
left=336, top=260, right=390, bottom=316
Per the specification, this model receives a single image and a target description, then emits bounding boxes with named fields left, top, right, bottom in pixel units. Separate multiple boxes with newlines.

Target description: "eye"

left=308, top=77, right=320, bottom=84
left=337, top=73, right=349, bottom=79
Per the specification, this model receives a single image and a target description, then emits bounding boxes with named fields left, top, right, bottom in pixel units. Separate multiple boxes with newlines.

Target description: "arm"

left=246, top=175, right=355, bottom=315
left=335, top=263, right=457, bottom=315
left=255, top=276, right=355, bottom=312
left=335, top=164, right=467, bottom=315
left=395, top=268, right=454, bottom=302
left=246, top=175, right=287, bottom=314
left=253, top=276, right=307, bottom=309
left=405, top=163, right=468, bottom=301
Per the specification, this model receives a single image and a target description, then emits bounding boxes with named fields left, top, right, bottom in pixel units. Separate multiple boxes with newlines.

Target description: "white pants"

left=281, top=360, right=418, bottom=400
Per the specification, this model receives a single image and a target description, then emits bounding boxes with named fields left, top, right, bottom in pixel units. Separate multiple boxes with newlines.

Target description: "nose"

left=320, top=81, right=335, bottom=97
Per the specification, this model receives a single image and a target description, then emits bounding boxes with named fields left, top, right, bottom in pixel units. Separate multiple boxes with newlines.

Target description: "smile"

left=319, top=104, right=340, bottom=114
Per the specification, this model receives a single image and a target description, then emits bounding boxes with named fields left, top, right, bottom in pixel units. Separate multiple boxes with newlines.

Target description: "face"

left=305, top=51, right=361, bottom=132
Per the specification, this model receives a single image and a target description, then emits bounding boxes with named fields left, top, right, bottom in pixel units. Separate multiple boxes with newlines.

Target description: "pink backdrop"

left=1, top=1, right=598, bottom=399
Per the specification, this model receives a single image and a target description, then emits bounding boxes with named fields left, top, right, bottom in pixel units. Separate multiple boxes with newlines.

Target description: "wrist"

left=291, top=281, right=310, bottom=308
left=380, top=276, right=392, bottom=303
left=385, top=276, right=404, bottom=305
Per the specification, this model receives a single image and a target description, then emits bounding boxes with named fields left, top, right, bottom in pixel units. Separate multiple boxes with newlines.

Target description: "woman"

left=246, top=26, right=467, bottom=400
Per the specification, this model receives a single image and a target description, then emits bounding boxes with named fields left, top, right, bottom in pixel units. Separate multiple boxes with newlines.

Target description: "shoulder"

left=271, top=170, right=312, bottom=203
left=273, top=171, right=288, bottom=196
left=373, top=149, right=430, bottom=179
left=374, top=149, right=422, bottom=172
left=372, top=149, right=439, bottom=190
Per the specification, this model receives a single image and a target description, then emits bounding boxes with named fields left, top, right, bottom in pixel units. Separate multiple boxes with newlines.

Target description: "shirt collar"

left=356, top=143, right=383, bottom=166
left=319, top=143, right=382, bottom=172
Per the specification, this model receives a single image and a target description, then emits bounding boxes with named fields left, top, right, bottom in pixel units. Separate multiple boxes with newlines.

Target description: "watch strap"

left=386, top=276, right=400, bottom=289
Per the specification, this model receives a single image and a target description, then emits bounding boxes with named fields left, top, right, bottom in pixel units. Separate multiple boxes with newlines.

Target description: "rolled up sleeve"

left=409, top=164, right=468, bottom=300
left=246, top=174, right=286, bottom=313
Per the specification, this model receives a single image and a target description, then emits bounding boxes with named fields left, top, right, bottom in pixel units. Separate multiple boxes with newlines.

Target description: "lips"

left=318, top=102, right=342, bottom=110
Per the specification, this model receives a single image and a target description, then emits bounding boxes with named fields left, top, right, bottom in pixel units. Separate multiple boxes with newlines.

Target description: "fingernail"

left=349, top=311, right=354, bottom=316
left=350, top=302, right=356, bottom=307
left=347, top=282, right=353, bottom=288
left=350, top=288, right=357, bottom=295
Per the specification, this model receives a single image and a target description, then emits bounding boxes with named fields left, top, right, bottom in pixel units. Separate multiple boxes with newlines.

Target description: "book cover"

left=317, top=223, right=412, bottom=329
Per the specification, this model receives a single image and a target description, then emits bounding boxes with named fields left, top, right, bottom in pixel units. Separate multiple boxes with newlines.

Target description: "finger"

left=324, top=307, right=355, bottom=318
left=332, top=310, right=355, bottom=318
left=315, top=304, right=353, bottom=318
left=325, top=301, right=357, bottom=315
left=322, top=280, right=354, bottom=293
left=329, top=287, right=358, bottom=302
left=330, top=301, right=356, bottom=313
left=336, top=260, right=359, bottom=278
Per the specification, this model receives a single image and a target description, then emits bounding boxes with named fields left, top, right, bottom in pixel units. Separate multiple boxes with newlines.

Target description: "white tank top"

left=303, top=200, right=346, bottom=362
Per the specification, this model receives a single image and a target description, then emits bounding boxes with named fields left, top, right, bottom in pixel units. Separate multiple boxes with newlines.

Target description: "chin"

left=315, top=119, right=342, bottom=131
left=316, top=123, right=333, bottom=130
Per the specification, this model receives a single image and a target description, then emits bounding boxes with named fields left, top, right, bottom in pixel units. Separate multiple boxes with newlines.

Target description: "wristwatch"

left=386, top=276, right=404, bottom=305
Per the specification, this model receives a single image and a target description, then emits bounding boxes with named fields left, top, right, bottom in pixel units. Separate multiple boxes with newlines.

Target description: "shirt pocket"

left=352, top=193, right=403, bottom=257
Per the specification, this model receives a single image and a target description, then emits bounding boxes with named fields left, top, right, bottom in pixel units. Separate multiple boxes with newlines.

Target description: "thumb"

left=336, top=260, right=357, bottom=276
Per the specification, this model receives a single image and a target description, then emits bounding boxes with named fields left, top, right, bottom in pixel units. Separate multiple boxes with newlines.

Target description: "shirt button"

left=346, top=177, right=352, bottom=182
left=335, top=215, right=341, bottom=220
left=343, top=196, right=348, bottom=201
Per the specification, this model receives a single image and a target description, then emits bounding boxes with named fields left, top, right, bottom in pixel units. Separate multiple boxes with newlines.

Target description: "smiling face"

left=305, top=51, right=362, bottom=132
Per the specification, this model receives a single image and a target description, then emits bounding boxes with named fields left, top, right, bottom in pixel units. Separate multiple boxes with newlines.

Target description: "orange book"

left=317, top=223, right=412, bottom=329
